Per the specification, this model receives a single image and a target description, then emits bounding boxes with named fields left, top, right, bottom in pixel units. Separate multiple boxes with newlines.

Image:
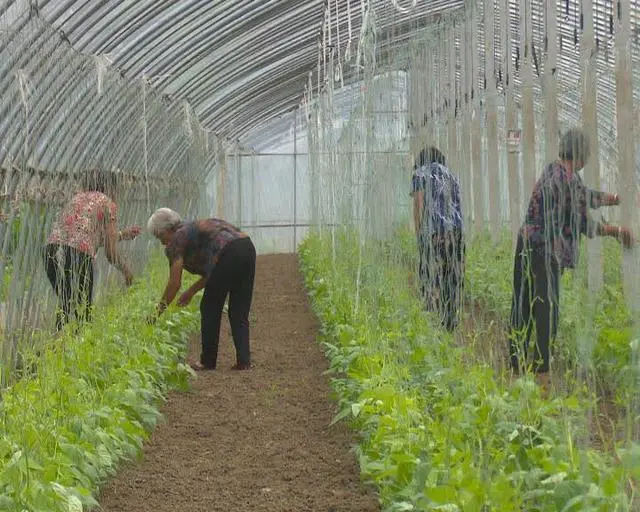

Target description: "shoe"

left=189, top=361, right=216, bottom=371
left=231, top=363, right=251, bottom=370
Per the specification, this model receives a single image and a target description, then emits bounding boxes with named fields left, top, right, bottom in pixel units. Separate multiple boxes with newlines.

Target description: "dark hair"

left=559, top=128, right=590, bottom=163
left=416, top=146, right=446, bottom=168
left=81, top=168, right=117, bottom=196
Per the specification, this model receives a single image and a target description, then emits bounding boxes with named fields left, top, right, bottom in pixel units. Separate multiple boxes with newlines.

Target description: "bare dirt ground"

left=98, top=253, right=380, bottom=512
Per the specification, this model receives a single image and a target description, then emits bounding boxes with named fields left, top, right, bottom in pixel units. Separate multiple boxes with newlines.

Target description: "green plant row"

left=463, top=230, right=639, bottom=401
left=391, top=226, right=639, bottom=402
left=0, top=253, right=199, bottom=511
left=299, top=229, right=640, bottom=511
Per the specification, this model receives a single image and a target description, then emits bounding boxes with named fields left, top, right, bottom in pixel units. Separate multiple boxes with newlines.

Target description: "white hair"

left=147, top=208, right=182, bottom=236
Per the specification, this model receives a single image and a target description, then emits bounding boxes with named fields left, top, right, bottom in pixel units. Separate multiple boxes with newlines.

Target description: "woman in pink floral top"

left=44, top=169, right=141, bottom=331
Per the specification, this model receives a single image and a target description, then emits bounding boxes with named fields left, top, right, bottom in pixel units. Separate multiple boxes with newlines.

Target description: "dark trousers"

left=200, top=237, right=256, bottom=368
left=508, top=234, right=560, bottom=374
left=43, top=243, right=94, bottom=331
left=418, top=229, right=464, bottom=331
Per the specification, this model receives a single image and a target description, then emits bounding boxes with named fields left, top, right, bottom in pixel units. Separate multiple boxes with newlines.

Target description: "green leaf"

left=330, top=406, right=352, bottom=426
left=554, top=480, right=589, bottom=510
left=426, top=485, right=457, bottom=504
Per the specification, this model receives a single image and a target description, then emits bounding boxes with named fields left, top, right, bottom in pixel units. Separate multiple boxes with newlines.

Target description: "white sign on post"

left=506, top=129, right=521, bottom=153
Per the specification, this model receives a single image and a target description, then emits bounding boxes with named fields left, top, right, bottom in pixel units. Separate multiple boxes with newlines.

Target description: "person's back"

left=48, top=190, right=117, bottom=257
left=165, top=218, right=247, bottom=278
left=414, top=162, right=463, bottom=238
left=44, top=170, right=139, bottom=331
left=410, top=147, right=464, bottom=331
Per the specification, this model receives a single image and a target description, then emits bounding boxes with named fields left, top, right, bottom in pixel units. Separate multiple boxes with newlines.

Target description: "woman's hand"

left=177, top=290, right=194, bottom=307
left=618, top=227, right=636, bottom=249
left=119, top=225, right=142, bottom=241
left=124, top=271, right=134, bottom=287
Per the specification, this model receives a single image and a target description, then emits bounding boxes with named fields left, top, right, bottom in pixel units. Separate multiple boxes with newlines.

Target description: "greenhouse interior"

left=0, top=0, right=639, bottom=510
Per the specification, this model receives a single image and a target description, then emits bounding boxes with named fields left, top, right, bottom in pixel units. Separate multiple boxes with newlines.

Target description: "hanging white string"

left=345, top=0, right=353, bottom=62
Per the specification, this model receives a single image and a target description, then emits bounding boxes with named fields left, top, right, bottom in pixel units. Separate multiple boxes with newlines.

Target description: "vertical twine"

left=485, top=0, right=501, bottom=237
left=582, top=0, right=604, bottom=294
left=521, top=0, right=537, bottom=201
left=471, top=0, right=484, bottom=234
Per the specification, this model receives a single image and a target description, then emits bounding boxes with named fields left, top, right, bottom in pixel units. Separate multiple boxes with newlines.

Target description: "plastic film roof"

left=27, top=0, right=462, bottom=145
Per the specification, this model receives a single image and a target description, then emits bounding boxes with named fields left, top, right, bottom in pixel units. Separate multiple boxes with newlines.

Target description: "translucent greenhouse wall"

left=210, top=118, right=312, bottom=254
left=209, top=71, right=410, bottom=254
left=0, top=8, right=218, bottom=383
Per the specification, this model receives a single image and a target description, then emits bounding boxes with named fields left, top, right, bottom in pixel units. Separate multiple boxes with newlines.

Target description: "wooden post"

left=502, top=0, right=520, bottom=246
left=544, top=0, right=558, bottom=162
left=470, top=0, right=484, bottom=234
left=460, top=6, right=473, bottom=229
left=448, top=22, right=458, bottom=181
left=615, top=0, right=639, bottom=316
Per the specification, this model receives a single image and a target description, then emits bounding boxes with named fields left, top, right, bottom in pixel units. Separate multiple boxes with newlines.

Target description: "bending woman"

left=147, top=208, right=256, bottom=371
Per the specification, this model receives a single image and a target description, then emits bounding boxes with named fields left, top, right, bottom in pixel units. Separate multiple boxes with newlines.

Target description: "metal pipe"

left=293, top=108, right=298, bottom=249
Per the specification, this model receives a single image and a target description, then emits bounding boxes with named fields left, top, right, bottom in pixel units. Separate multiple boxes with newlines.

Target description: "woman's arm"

left=413, top=191, right=424, bottom=236
left=156, top=258, right=184, bottom=315
left=185, top=276, right=207, bottom=297
left=587, top=189, right=619, bottom=209
left=118, top=225, right=142, bottom=241
left=596, top=223, right=635, bottom=248
left=104, top=218, right=134, bottom=285
left=177, top=275, right=208, bottom=306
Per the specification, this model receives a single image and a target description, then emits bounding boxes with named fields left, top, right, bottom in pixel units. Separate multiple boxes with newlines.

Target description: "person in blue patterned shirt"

left=410, top=146, right=464, bottom=331
left=147, top=208, right=256, bottom=371
left=509, top=128, right=635, bottom=390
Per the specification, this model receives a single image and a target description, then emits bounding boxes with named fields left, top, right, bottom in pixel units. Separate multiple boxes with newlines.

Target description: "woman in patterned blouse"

left=509, top=128, right=635, bottom=391
left=147, top=208, right=256, bottom=371
left=44, top=169, right=141, bottom=331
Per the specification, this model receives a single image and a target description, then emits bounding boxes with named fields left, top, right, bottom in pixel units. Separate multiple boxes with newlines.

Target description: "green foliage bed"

left=299, top=229, right=640, bottom=511
left=0, top=254, right=199, bottom=511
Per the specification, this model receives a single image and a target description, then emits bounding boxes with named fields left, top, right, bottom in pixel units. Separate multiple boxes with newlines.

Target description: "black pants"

left=200, top=237, right=256, bottom=368
left=418, top=229, right=464, bottom=331
left=508, top=234, right=560, bottom=374
left=43, top=243, right=94, bottom=331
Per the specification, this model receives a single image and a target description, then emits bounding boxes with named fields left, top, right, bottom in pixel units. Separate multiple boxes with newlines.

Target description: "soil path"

left=99, top=253, right=379, bottom=512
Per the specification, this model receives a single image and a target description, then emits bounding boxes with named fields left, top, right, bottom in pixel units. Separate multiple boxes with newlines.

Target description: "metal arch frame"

left=37, top=0, right=327, bottom=144
left=23, top=0, right=465, bottom=147
left=4, top=0, right=633, bottom=153
left=0, top=10, right=215, bottom=186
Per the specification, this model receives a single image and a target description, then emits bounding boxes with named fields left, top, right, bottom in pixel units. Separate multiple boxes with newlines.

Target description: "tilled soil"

left=98, top=253, right=379, bottom=512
